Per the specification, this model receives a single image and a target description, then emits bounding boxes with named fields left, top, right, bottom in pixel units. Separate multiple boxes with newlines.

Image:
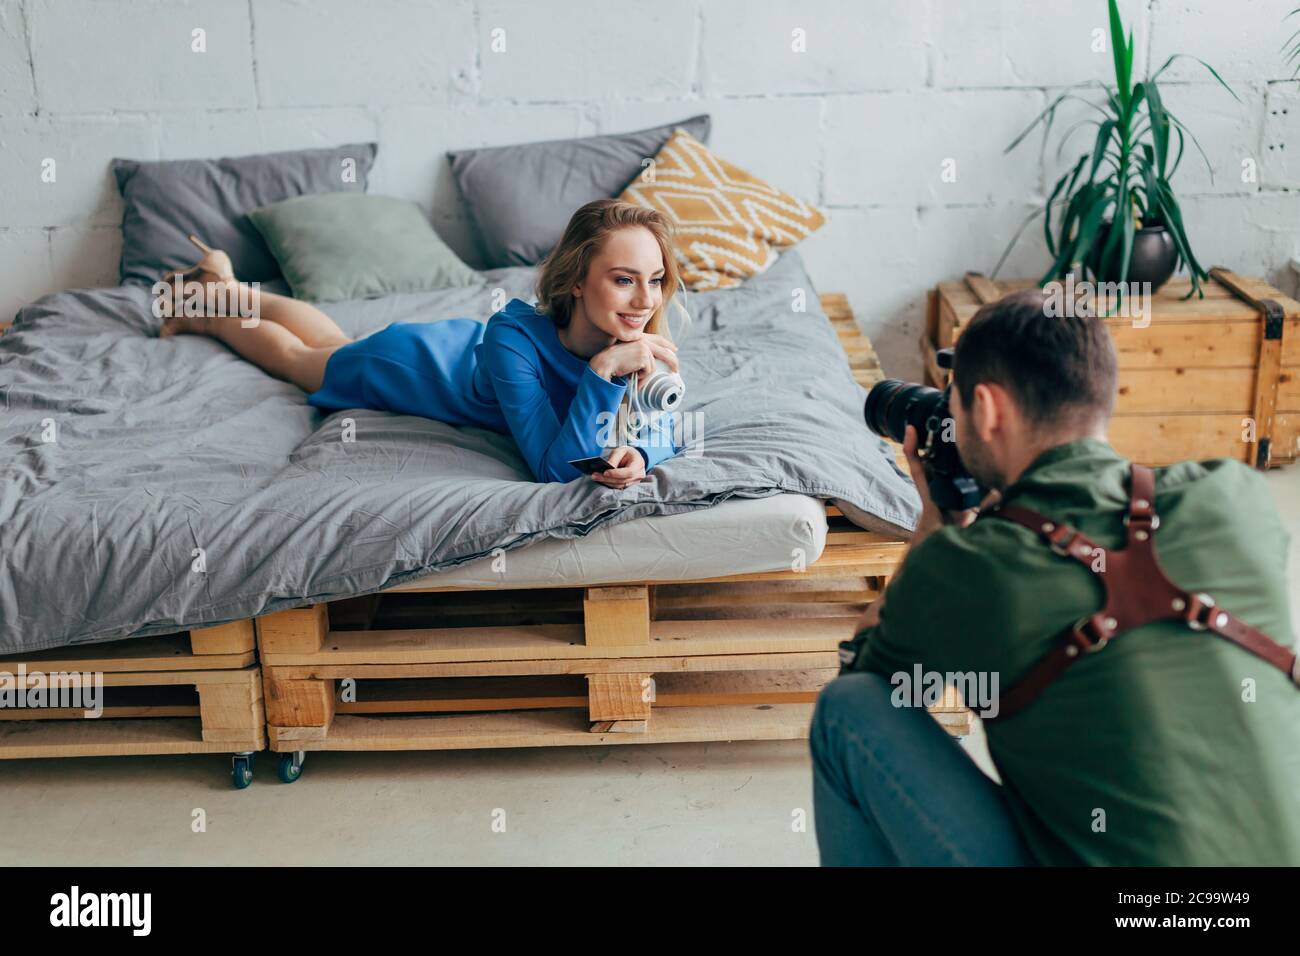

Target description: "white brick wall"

left=3, top=0, right=1298, bottom=379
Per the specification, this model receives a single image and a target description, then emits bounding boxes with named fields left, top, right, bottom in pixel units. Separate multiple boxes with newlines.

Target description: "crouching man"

left=812, top=288, right=1300, bottom=866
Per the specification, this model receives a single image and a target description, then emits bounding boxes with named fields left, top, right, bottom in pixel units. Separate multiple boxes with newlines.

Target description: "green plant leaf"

left=1165, top=110, right=1213, bottom=179
left=1045, top=155, right=1089, bottom=254
left=1145, top=80, right=1171, bottom=176
left=1108, top=0, right=1132, bottom=108
left=1004, top=86, right=1109, bottom=154
left=1150, top=53, right=1240, bottom=102
left=1155, top=180, right=1207, bottom=296
left=1088, top=119, right=1118, bottom=181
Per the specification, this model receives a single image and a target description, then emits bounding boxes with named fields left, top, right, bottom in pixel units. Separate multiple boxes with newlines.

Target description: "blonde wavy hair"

left=534, top=199, right=688, bottom=342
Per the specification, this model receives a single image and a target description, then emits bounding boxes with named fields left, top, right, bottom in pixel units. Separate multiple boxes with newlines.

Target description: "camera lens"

left=863, top=380, right=906, bottom=441
left=864, top=380, right=945, bottom=443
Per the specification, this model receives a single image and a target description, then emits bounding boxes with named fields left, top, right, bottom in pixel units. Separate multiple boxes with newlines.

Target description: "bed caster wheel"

left=277, top=751, right=305, bottom=783
left=231, top=753, right=255, bottom=789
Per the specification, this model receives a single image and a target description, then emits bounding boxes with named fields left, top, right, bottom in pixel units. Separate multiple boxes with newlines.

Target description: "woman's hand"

left=590, top=333, right=679, bottom=386
left=590, top=446, right=646, bottom=489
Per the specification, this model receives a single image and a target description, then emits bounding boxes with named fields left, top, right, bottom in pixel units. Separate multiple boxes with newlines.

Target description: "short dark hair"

left=952, top=288, right=1118, bottom=430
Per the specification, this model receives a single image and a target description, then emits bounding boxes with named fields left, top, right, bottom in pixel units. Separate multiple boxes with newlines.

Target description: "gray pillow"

left=249, top=193, right=479, bottom=302
left=113, top=143, right=377, bottom=285
left=448, top=115, right=711, bottom=269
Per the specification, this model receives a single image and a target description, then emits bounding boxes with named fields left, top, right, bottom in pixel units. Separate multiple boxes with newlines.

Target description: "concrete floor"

left=2, top=466, right=1296, bottom=866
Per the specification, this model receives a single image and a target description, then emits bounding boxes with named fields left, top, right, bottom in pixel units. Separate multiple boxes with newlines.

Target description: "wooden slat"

left=1109, top=319, right=1299, bottom=369
left=963, top=271, right=1003, bottom=305
left=0, top=704, right=198, bottom=721
left=270, top=703, right=821, bottom=751
left=0, top=683, right=198, bottom=721
left=271, top=696, right=968, bottom=750
left=0, top=718, right=254, bottom=758
left=1107, top=413, right=1254, bottom=465
left=268, top=649, right=841, bottom=681
left=0, top=634, right=253, bottom=673
left=261, top=616, right=859, bottom=667
left=1114, top=367, right=1256, bottom=414
left=334, top=669, right=840, bottom=716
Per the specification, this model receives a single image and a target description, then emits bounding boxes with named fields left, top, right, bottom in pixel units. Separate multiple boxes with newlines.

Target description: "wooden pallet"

left=0, top=622, right=265, bottom=763
left=254, top=293, right=971, bottom=768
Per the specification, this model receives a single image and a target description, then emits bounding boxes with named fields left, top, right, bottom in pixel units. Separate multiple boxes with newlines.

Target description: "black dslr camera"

left=862, top=348, right=983, bottom=512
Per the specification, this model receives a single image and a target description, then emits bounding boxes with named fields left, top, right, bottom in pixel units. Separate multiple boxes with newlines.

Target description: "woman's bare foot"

left=158, top=271, right=245, bottom=337
left=156, top=236, right=246, bottom=336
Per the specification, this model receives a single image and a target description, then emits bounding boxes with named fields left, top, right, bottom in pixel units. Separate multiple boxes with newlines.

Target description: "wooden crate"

left=0, top=622, right=266, bottom=785
left=252, top=294, right=970, bottom=778
left=922, top=269, right=1299, bottom=468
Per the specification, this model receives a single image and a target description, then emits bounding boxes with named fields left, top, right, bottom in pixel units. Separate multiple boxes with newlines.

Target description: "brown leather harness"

left=978, top=464, right=1300, bottom=721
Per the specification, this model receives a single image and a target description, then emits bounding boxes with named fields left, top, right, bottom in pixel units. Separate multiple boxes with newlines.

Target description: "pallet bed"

left=0, top=622, right=267, bottom=787
left=254, top=293, right=967, bottom=782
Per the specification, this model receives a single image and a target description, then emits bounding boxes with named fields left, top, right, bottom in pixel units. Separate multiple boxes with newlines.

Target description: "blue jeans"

left=810, top=672, right=1037, bottom=866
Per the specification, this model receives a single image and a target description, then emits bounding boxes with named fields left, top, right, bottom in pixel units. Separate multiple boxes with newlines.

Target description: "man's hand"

left=590, top=446, right=646, bottom=489
left=903, top=425, right=982, bottom=539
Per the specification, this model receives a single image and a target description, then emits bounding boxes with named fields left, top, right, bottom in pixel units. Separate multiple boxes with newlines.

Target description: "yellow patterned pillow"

left=617, top=127, right=826, bottom=291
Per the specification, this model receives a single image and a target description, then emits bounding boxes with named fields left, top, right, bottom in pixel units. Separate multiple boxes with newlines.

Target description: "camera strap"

left=978, top=464, right=1300, bottom=721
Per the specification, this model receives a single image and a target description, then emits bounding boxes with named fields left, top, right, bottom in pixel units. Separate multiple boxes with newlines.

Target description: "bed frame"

left=0, top=293, right=964, bottom=787
left=252, top=293, right=968, bottom=783
left=0, top=623, right=266, bottom=787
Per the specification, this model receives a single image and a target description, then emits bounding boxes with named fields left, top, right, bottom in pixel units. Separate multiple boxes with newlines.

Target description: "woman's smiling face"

left=572, top=226, right=666, bottom=343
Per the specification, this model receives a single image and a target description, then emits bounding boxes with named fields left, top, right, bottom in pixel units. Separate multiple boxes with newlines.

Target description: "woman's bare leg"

left=246, top=286, right=352, bottom=348
left=161, top=304, right=341, bottom=393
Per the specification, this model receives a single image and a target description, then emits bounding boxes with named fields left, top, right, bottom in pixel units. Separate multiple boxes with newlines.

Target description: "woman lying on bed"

left=157, top=198, right=685, bottom=487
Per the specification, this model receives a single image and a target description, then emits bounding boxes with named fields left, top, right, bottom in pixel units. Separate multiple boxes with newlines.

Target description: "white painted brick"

left=801, top=201, right=1048, bottom=380
left=371, top=103, right=583, bottom=208
left=49, top=224, right=121, bottom=291
left=1149, top=0, right=1298, bottom=83
left=930, top=0, right=1148, bottom=89
left=595, top=97, right=824, bottom=202
left=253, top=0, right=475, bottom=108
left=0, top=228, right=51, bottom=322
left=30, top=0, right=256, bottom=112
left=1261, top=80, right=1300, bottom=188
left=477, top=0, right=697, bottom=101
left=0, top=0, right=37, bottom=113
left=823, top=90, right=1045, bottom=207
left=702, top=0, right=927, bottom=96
left=799, top=205, right=923, bottom=378
left=0, top=114, right=156, bottom=227
left=155, top=108, right=377, bottom=160
left=1177, top=192, right=1300, bottom=280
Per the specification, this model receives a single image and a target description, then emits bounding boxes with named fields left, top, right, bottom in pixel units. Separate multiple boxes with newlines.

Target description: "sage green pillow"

left=248, top=193, right=479, bottom=302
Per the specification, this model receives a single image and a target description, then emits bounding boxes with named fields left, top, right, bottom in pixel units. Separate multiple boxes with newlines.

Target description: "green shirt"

left=850, top=438, right=1300, bottom=866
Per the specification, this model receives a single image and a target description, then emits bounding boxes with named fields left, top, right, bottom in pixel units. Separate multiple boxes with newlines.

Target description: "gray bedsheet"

left=0, top=249, right=919, bottom=654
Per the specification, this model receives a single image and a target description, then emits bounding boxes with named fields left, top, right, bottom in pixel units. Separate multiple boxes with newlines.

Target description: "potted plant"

left=996, top=0, right=1237, bottom=297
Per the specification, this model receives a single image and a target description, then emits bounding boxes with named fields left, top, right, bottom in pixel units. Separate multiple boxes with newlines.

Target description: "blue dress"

left=307, top=298, right=681, bottom=483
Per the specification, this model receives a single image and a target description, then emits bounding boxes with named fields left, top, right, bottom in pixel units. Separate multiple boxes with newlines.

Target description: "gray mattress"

left=0, top=249, right=919, bottom=654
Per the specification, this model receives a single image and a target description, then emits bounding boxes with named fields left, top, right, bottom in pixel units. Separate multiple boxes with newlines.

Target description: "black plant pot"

left=1086, top=222, right=1180, bottom=291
